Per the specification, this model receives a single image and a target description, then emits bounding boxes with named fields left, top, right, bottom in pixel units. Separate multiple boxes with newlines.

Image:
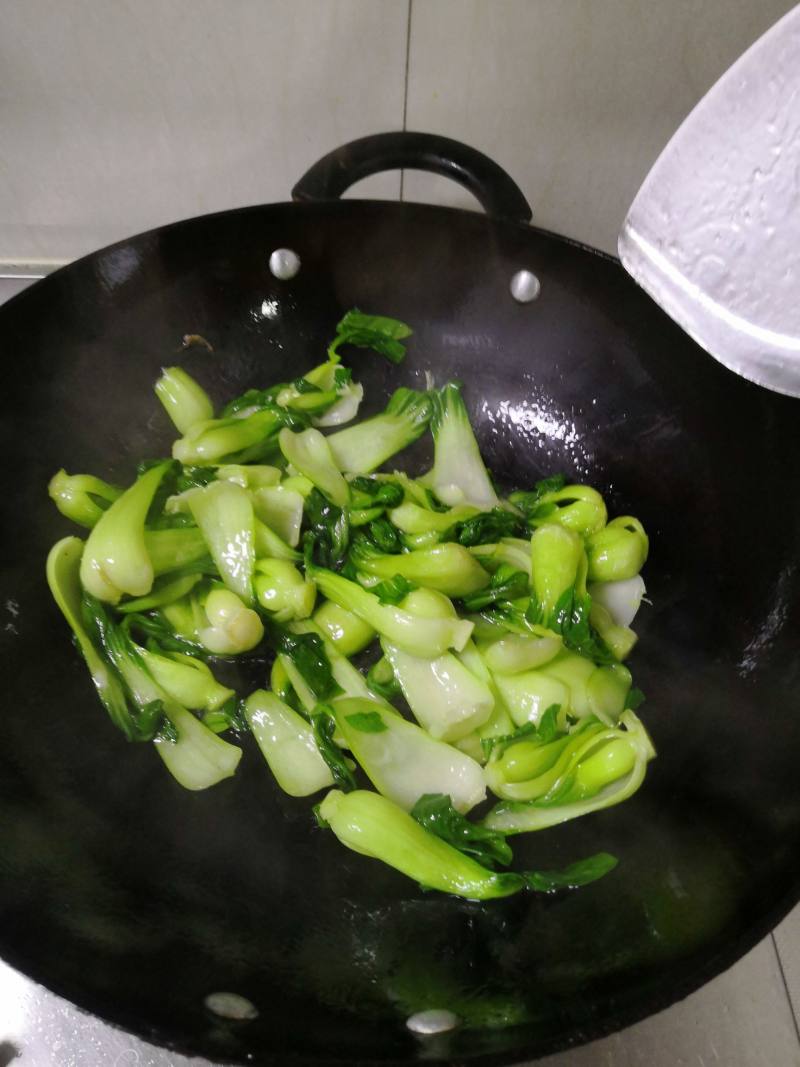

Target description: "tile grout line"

left=772, top=931, right=800, bottom=1047
left=399, top=0, right=413, bottom=202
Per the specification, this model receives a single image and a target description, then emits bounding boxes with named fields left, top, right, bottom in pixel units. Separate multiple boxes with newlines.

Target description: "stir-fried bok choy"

left=45, top=307, right=654, bottom=899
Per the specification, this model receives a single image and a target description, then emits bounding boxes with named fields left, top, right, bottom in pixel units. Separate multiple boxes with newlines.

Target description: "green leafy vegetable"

left=366, top=655, right=401, bottom=699
left=198, top=587, right=265, bottom=655
left=371, top=574, right=418, bottom=605
left=364, top=517, right=401, bottom=554
left=173, top=407, right=303, bottom=465
left=382, top=638, right=494, bottom=742
left=350, top=539, right=489, bottom=599
left=313, top=599, right=376, bottom=657
left=245, top=690, right=334, bottom=796
left=480, top=628, right=562, bottom=675
left=202, top=695, right=247, bottom=735
left=423, top=383, right=498, bottom=509
left=349, top=476, right=404, bottom=511
left=345, top=710, right=388, bottom=734
left=278, top=427, right=350, bottom=509
left=254, top=559, right=316, bottom=622
left=187, top=480, right=256, bottom=605
left=319, top=790, right=616, bottom=900
left=81, top=460, right=173, bottom=604
left=311, top=708, right=357, bottom=791
left=586, top=516, right=649, bottom=582
left=273, top=630, right=342, bottom=702
left=481, top=703, right=563, bottom=761
left=410, top=793, right=513, bottom=869
left=445, top=507, right=524, bottom=547
left=175, top=466, right=219, bottom=492
left=48, top=470, right=122, bottom=528
left=389, top=500, right=480, bottom=536
left=311, top=566, right=473, bottom=658
left=461, top=563, right=529, bottom=611
left=508, top=475, right=566, bottom=517
left=484, top=710, right=655, bottom=830
left=326, top=388, right=432, bottom=475
left=328, top=309, right=412, bottom=364
left=523, top=852, right=618, bottom=892
left=303, top=489, right=350, bottom=570
left=546, top=586, right=614, bottom=665
left=221, top=385, right=283, bottom=418
left=155, top=366, right=213, bottom=435
left=332, top=697, right=486, bottom=813
left=45, top=305, right=653, bottom=885
left=626, top=687, right=646, bottom=710
left=536, top=702, right=561, bottom=743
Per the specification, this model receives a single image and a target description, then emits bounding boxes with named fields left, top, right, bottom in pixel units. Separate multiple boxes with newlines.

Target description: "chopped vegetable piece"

left=48, top=470, right=122, bottom=528
left=484, top=711, right=655, bottom=831
left=155, top=366, right=214, bottom=434
left=199, top=588, right=264, bottom=654
left=327, top=310, right=412, bottom=364
left=326, top=388, right=432, bottom=474
left=81, top=461, right=172, bottom=604
left=154, top=702, right=242, bottom=790
left=253, top=485, right=305, bottom=547
left=279, top=427, right=350, bottom=508
left=331, top=697, right=486, bottom=813
left=318, top=789, right=520, bottom=899
left=589, top=574, right=646, bottom=629
left=351, top=539, right=490, bottom=598
left=188, top=480, right=256, bottom=605
left=311, top=567, right=473, bottom=658
left=382, top=640, right=494, bottom=742
left=410, top=793, right=513, bottom=868
left=423, top=383, right=498, bottom=508
left=254, top=559, right=316, bottom=622
left=245, top=690, right=334, bottom=796
left=586, top=516, right=649, bottom=582
left=312, top=599, right=376, bottom=656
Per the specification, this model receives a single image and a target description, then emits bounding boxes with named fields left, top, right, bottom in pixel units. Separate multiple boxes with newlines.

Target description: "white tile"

left=0, top=957, right=197, bottom=1066
left=404, top=0, right=796, bottom=254
left=775, top=903, right=800, bottom=1023
left=0, top=0, right=408, bottom=262
left=1, top=936, right=796, bottom=1067
left=534, top=936, right=800, bottom=1067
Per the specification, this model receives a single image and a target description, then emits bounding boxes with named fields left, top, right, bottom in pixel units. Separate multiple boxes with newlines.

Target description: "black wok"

left=1, top=133, right=799, bottom=1065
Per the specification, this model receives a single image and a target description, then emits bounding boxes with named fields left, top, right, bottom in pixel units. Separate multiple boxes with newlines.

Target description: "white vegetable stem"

left=80, top=461, right=171, bottom=604
left=278, top=427, right=350, bottom=508
left=155, top=702, right=242, bottom=790
left=245, top=690, right=334, bottom=796
left=188, top=480, right=256, bottom=605
left=382, top=640, right=494, bottom=742
left=588, top=575, right=646, bottom=628
left=332, top=697, right=486, bottom=813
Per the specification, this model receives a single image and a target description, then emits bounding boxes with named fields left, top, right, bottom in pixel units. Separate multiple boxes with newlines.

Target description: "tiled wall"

left=0, top=0, right=794, bottom=261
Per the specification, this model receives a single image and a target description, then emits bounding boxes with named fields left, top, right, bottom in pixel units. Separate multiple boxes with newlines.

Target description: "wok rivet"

left=269, top=248, right=301, bottom=280
left=406, top=1009, right=460, bottom=1035
left=510, top=269, right=541, bottom=303
left=204, top=992, right=259, bottom=1021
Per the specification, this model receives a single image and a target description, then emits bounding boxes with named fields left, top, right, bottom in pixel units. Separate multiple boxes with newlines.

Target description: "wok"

left=0, top=133, right=799, bottom=1065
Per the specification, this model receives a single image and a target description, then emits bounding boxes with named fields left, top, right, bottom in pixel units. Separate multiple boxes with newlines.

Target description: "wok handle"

left=292, top=132, right=532, bottom=224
